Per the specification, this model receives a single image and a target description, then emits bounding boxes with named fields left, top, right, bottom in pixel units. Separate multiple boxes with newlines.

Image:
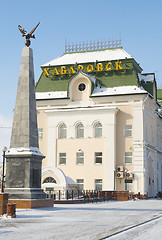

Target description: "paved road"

left=0, top=199, right=162, bottom=240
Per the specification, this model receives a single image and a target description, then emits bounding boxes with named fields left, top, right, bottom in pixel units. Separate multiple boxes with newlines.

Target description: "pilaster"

left=132, top=102, right=145, bottom=194
left=104, top=108, right=118, bottom=190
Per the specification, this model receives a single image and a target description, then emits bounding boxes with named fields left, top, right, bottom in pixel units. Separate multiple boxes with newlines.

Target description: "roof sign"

left=42, top=61, right=123, bottom=77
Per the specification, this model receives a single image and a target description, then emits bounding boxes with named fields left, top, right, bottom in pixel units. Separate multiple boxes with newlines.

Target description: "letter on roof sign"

left=105, top=63, right=112, bottom=71
left=97, top=63, right=103, bottom=72
left=68, top=66, right=75, bottom=74
left=87, top=65, right=94, bottom=73
left=42, top=61, right=124, bottom=77
left=43, top=68, right=50, bottom=76
left=52, top=68, right=59, bottom=75
left=78, top=65, right=84, bottom=71
left=115, top=61, right=123, bottom=70
left=61, top=66, right=67, bottom=75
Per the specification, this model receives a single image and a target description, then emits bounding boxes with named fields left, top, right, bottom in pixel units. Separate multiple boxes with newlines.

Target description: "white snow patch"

left=92, top=85, right=147, bottom=96
left=0, top=199, right=162, bottom=240
left=36, top=86, right=147, bottom=101
left=42, top=48, right=132, bottom=67
left=6, top=147, right=44, bottom=157
left=36, top=91, right=67, bottom=100
left=138, top=73, right=154, bottom=82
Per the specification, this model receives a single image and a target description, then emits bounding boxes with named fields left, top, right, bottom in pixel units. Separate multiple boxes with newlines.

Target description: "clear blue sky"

left=0, top=0, right=162, bottom=152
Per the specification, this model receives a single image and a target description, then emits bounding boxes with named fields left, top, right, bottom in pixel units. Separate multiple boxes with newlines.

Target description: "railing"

left=65, top=39, right=122, bottom=53
left=45, top=190, right=130, bottom=202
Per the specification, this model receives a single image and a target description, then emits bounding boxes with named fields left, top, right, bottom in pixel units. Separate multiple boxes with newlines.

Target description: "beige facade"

left=36, top=48, right=162, bottom=197
left=36, top=71, right=162, bottom=197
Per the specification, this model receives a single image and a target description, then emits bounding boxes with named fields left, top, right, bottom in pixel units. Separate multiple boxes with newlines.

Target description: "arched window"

left=94, top=122, right=102, bottom=138
left=59, top=124, right=67, bottom=139
left=76, top=123, right=84, bottom=138
left=43, top=177, right=57, bottom=184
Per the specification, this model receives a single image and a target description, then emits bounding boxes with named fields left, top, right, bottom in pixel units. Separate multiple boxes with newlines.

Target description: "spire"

left=10, top=47, right=39, bottom=149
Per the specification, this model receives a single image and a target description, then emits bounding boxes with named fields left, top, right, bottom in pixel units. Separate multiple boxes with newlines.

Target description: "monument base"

left=8, top=199, right=54, bottom=209
left=5, top=188, right=46, bottom=200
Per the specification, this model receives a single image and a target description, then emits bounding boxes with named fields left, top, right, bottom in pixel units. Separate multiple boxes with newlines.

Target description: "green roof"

left=36, top=58, right=139, bottom=92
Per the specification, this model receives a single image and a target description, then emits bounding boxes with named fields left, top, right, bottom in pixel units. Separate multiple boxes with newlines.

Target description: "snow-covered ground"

left=0, top=199, right=162, bottom=240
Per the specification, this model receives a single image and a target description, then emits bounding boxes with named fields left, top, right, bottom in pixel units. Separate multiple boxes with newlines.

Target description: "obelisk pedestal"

left=5, top=47, right=53, bottom=208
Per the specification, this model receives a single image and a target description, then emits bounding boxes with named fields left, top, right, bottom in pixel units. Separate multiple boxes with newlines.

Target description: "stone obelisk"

left=5, top=47, right=47, bottom=203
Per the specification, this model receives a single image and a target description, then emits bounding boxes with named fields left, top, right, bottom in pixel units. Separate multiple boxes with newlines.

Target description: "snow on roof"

left=36, top=86, right=147, bottom=100
left=42, top=48, right=132, bottom=67
left=65, top=176, right=77, bottom=186
left=138, top=73, right=155, bottom=82
left=92, top=85, right=147, bottom=96
left=36, top=91, right=67, bottom=100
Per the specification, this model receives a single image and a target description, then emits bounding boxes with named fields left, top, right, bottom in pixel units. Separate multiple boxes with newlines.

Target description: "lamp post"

left=1, top=146, right=7, bottom=193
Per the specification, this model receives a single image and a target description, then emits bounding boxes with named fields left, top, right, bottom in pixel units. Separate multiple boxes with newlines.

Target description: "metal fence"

left=45, top=190, right=128, bottom=202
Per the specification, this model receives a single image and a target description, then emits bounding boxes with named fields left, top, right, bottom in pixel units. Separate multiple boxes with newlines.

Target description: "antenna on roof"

left=65, top=38, right=122, bottom=53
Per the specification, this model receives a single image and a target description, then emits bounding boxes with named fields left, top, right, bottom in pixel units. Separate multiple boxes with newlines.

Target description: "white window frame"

left=77, top=179, right=84, bottom=190
left=94, top=122, right=102, bottom=138
left=59, top=153, right=66, bottom=165
left=95, top=179, right=102, bottom=191
left=76, top=152, right=84, bottom=165
left=125, top=179, right=133, bottom=191
left=95, top=152, right=102, bottom=164
left=124, top=125, right=132, bottom=137
left=76, top=123, right=84, bottom=138
left=125, top=152, right=132, bottom=164
left=59, top=124, right=67, bottom=139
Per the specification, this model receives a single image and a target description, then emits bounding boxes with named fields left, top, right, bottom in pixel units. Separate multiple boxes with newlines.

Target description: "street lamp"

left=1, top=146, right=7, bottom=193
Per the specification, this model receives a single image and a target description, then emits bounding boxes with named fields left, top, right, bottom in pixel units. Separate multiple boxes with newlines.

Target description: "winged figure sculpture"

left=18, top=22, right=40, bottom=47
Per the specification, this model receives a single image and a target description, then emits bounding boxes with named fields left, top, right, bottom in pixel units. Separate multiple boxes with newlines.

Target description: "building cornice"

left=45, top=106, right=118, bottom=114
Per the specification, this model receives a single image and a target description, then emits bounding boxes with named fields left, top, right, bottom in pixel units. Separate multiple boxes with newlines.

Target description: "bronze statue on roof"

left=18, top=22, right=40, bottom=47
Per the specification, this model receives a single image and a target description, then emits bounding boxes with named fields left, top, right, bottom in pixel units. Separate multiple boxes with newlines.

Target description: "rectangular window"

left=77, top=179, right=84, bottom=191
left=125, top=152, right=132, bottom=164
left=124, top=125, right=132, bottom=137
left=95, top=152, right=102, bottom=164
left=125, top=179, right=133, bottom=191
left=38, top=128, right=43, bottom=139
left=76, top=152, right=84, bottom=165
left=59, top=153, right=66, bottom=165
left=95, top=179, right=102, bottom=190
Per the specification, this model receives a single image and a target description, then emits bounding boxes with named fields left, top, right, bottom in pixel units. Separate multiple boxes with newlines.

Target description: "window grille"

left=95, top=179, right=102, bottom=190
left=95, top=123, right=102, bottom=138
left=125, top=152, right=132, bottom=164
left=76, top=152, right=84, bottom=164
left=95, top=152, right=102, bottom=164
left=124, top=125, right=132, bottom=137
left=77, top=179, right=84, bottom=190
left=59, top=153, right=66, bottom=165
left=59, top=124, right=67, bottom=139
left=76, top=123, right=84, bottom=138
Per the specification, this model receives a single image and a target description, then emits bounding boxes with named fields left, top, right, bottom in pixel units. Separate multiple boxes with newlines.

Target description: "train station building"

left=35, top=42, right=162, bottom=197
